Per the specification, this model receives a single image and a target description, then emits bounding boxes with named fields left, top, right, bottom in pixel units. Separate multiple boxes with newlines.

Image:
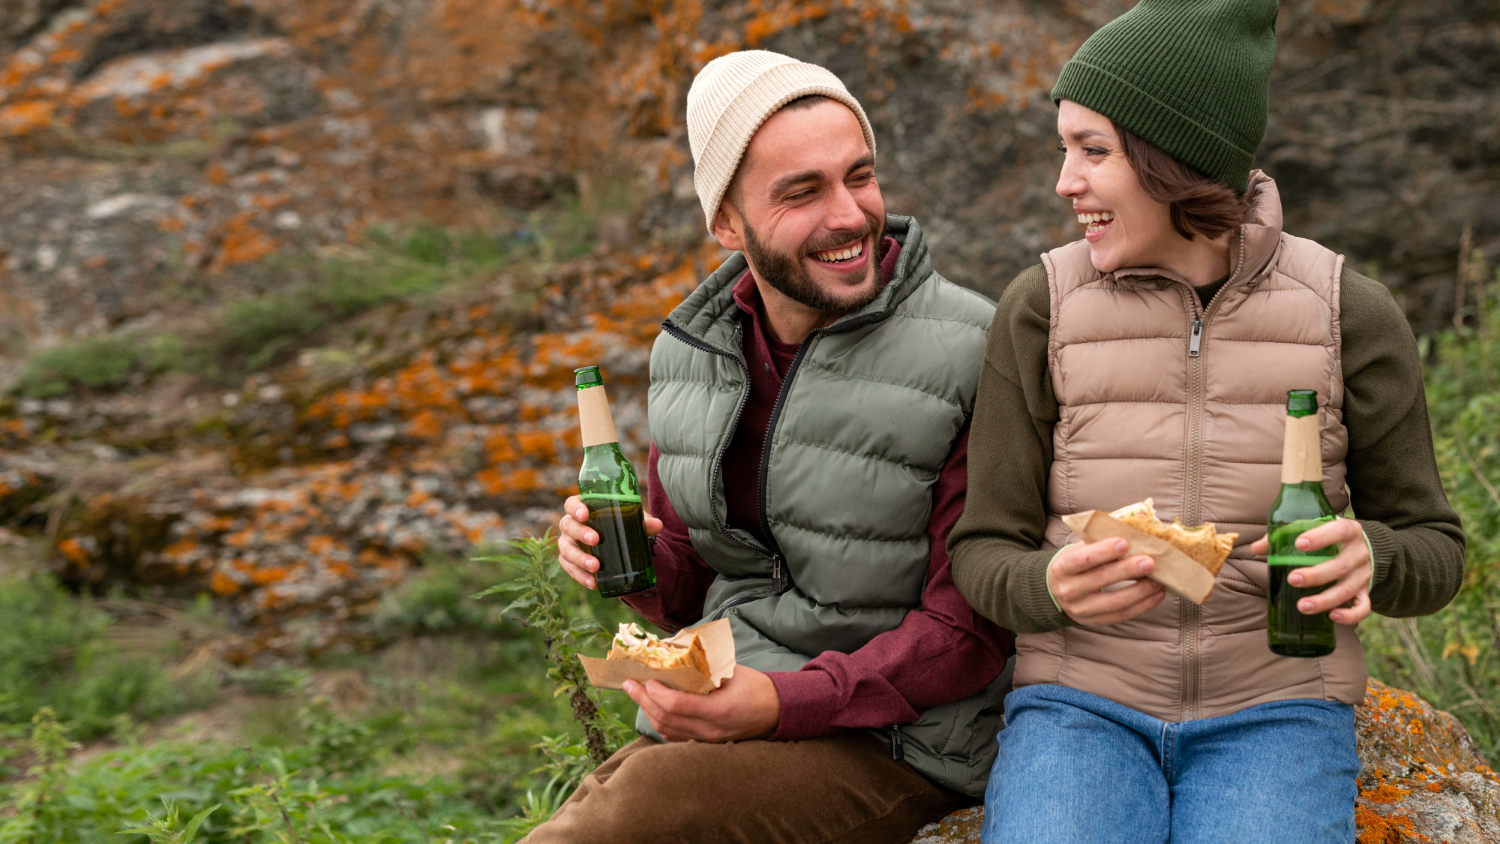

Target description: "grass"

left=0, top=571, right=217, bottom=744
left=0, top=541, right=639, bottom=842
left=11, top=224, right=513, bottom=398
left=10, top=185, right=636, bottom=400
left=1363, top=272, right=1500, bottom=761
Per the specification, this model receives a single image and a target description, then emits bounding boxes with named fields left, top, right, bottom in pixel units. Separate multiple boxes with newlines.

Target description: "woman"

left=947, top=1, right=1466, bottom=842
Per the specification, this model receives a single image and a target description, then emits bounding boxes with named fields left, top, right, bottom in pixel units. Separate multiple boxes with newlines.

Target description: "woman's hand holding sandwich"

left=1048, top=538, right=1166, bottom=626
left=624, top=667, right=781, bottom=743
left=1249, top=518, right=1372, bottom=625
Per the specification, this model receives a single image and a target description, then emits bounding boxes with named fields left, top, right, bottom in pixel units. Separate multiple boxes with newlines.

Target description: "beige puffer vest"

left=1016, top=172, right=1368, bottom=721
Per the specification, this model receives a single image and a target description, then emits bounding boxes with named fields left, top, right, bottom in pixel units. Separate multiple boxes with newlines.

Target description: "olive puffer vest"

left=1019, top=173, right=1368, bottom=721
left=647, top=215, right=1004, bottom=796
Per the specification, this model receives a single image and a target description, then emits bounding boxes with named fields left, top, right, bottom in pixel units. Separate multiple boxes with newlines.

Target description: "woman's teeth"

left=1077, top=211, right=1115, bottom=232
left=812, top=241, right=863, bottom=263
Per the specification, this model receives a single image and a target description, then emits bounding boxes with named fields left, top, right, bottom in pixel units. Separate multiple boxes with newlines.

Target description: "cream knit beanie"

left=687, top=50, right=877, bottom=231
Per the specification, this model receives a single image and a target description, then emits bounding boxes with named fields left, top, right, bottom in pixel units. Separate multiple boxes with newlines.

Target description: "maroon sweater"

left=625, top=241, right=1013, bottom=741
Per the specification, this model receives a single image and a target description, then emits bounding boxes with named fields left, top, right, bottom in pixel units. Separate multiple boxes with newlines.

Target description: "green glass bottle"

left=1266, top=389, right=1337, bottom=657
left=574, top=365, right=655, bottom=598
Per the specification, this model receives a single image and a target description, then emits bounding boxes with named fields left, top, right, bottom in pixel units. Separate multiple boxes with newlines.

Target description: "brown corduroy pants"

left=521, top=734, right=971, bottom=844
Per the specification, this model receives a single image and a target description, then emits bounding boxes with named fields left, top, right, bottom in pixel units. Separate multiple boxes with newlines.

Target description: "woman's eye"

left=1084, top=146, right=1106, bottom=157
left=1055, top=144, right=1067, bottom=154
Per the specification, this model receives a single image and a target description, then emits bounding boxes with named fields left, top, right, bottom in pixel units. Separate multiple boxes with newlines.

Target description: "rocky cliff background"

left=1, top=0, right=1496, bottom=358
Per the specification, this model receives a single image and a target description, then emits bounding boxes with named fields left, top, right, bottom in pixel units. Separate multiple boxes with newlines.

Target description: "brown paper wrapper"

left=1061, top=510, right=1219, bottom=605
left=579, top=618, right=737, bottom=695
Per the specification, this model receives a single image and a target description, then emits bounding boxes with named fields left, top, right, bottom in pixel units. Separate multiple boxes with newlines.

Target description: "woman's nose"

left=1056, top=156, right=1085, bottom=199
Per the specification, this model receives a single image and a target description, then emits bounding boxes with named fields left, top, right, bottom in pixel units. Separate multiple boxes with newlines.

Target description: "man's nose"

left=824, top=182, right=866, bottom=232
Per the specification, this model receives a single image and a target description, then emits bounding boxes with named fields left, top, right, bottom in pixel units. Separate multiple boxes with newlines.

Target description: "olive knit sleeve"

left=1339, top=268, right=1466, bottom=617
left=948, top=265, right=1071, bottom=634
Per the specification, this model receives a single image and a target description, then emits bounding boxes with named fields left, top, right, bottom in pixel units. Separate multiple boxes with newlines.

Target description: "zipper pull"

left=1189, top=319, right=1203, bottom=358
left=771, top=555, right=787, bottom=595
left=890, top=727, right=905, bottom=761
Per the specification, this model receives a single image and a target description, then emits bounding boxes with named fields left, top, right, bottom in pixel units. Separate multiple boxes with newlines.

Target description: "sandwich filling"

left=1109, top=498, right=1238, bottom=574
left=608, top=622, right=712, bottom=676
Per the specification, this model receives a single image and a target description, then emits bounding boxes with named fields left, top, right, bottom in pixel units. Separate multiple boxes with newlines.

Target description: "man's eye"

left=786, top=190, right=814, bottom=201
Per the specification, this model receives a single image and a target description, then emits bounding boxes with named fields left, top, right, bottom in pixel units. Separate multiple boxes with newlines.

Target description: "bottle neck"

left=1280, top=412, right=1322, bottom=485
left=577, top=384, right=619, bottom=447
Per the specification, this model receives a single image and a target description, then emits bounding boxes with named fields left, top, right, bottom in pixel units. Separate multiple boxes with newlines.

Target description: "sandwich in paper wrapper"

left=579, top=618, right=736, bottom=695
left=1062, top=499, right=1238, bottom=605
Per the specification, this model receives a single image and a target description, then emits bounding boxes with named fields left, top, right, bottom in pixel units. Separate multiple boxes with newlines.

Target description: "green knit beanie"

left=1051, top=0, right=1278, bottom=194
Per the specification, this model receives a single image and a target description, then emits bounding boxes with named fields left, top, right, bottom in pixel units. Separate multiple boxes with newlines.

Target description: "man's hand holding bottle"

left=557, top=495, right=664, bottom=590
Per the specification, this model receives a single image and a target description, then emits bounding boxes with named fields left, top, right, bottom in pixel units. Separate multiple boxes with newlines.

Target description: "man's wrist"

left=764, top=670, right=833, bottom=741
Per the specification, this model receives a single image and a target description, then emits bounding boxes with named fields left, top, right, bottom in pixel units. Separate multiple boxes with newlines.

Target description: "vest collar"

left=1104, top=171, right=1285, bottom=298
left=663, top=214, right=932, bottom=352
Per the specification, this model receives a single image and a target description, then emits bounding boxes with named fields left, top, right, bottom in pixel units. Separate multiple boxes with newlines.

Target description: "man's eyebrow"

left=767, top=169, right=823, bottom=197
left=767, top=156, right=876, bottom=197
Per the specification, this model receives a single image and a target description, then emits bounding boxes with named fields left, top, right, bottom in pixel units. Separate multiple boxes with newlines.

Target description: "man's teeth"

left=1077, top=211, right=1116, bottom=226
left=812, top=241, right=863, bottom=263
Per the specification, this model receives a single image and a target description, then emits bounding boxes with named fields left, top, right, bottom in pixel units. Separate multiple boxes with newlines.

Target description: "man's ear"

left=712, top=200, right=745, bottom=252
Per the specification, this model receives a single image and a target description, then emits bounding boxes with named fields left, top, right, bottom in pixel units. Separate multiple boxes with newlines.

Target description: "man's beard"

left=742, top=215, right=888, bottom=315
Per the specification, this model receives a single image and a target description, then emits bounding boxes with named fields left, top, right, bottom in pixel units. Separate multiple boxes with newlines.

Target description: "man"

left=526, top=51, right=1011, bottom=843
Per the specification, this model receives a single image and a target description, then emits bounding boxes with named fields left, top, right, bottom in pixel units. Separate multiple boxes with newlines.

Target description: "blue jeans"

left=981, top=684, right=1357, bottom=844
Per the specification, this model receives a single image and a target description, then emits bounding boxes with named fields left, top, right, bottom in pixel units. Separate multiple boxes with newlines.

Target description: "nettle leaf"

left=182, top=803, right=222, bottom=841
left=569, top=616, right=604, bottom=635
left=501, top=596, right=539, bottom=614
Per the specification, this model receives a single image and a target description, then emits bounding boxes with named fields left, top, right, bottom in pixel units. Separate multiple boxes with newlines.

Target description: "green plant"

left=18, top=331, right=146, bottom=397
left=0, top=574, right=200, bottom=739
left=373, top=553, right=515, bottom=637
left=1364, top=269, right=1500, bottom=760
left=491, top=773, right=572, bottom=842
left=296, top=699, right=375, bottom=774
left=474, top=535, right=632, bottom=767
left=116, top=799, right=220, bottom=843
left=0, top=707, right=78, bottom=844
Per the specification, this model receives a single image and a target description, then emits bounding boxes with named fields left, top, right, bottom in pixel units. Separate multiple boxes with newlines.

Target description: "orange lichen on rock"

left=1362, top=783, right=1412, bottom=804
left=210, top=570, right=241, bottom=595
left=212, top=212, right=279, bottom=271
left=1355, top=804, right=1427, bottom=844
left=58, top=537, right=90, bottom=565
left=0, top=100, right=57, bottom=136
left=1350, top=679, right=1500, bottom=842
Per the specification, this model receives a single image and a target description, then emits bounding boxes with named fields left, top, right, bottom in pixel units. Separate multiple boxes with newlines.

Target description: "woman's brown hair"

left=1115, top=123, right=1249, bottom=241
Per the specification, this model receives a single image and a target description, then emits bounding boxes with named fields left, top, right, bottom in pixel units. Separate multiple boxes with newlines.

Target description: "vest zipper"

left=755, top=311, right=885, bottom=596
left=889, top=725, right=905, bottom=761
left=1178, top=230, right=1247, bottom=720
left=660, top=319, right=770, bottom=563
